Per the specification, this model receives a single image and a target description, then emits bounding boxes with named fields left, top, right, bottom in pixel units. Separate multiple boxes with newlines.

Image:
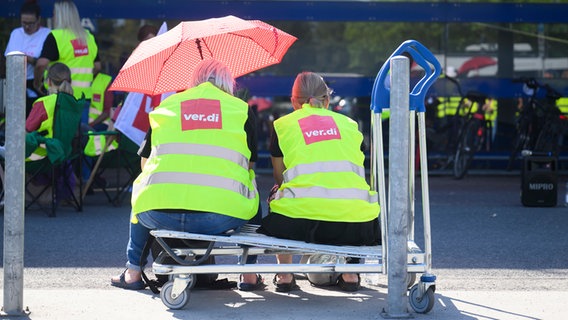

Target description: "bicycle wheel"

left=507, top=117, right=532, bottom=171
left=453, top=120, right=477, bottom=179
left=534, top=119, right=561, bottom=155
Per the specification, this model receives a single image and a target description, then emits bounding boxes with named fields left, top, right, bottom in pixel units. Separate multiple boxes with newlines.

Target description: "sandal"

left=273, top=273, right=298, bottom=293
left=111, top=270, right=145, bottom=291
left=237, top=274, right=265, bottom=291
left=337, top=273, right=360, bottom=292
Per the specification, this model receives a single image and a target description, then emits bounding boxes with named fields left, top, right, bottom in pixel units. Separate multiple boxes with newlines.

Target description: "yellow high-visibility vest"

left=50, top=29, right=98, bottom=99
left=27, top=94, right=58, bottom=161
left=88, top=73, right=112, bottom=127
left=270, top=104, right=379, bottom=223
left=131, top=82, right=259, bottom=223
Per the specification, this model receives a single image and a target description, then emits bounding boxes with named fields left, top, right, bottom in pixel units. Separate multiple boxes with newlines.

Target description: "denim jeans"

left=125, top=210, right=248, bottom=271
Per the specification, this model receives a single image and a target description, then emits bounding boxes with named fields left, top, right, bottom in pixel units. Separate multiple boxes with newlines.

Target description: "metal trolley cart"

left=151, top=40, right=441, bottom=315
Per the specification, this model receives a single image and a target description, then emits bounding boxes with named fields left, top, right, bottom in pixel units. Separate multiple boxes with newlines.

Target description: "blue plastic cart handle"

left=371, top=40, right=442, bottom=113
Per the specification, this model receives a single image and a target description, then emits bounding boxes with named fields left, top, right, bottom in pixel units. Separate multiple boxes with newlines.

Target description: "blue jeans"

left=125, top=210, right=248, bottom=271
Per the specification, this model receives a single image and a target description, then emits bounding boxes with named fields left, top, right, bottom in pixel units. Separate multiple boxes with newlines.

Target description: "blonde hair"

left=291, top=72, right=331, bottom=109
left=53, top=0, right=87, bottom=44
left=190, top=59, right=234, bottom=95
left=47, top=62, right=74, bottom=95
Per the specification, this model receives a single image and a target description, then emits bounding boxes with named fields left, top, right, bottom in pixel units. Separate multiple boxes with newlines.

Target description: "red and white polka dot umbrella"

left=109, top=15, right=297, bottom=95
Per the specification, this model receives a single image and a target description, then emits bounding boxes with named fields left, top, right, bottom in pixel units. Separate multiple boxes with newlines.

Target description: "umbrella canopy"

left=457, top=56, right=497, bottom=76
left=110, top=15, right=297, bottom=95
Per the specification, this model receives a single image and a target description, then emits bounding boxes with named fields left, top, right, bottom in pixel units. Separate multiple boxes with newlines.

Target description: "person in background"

left=24, top=62, right=75, bottom=166
left=112, top=24, right=160, bottom=143
left=80, top=72, right=115, bottom=189
left=33, top=0, right=100, bottom=123
left=4, top=0, right=51, bottom=117
left=258, top=71, right=380, bottom=292
left=0, top=62, right=78, bottom=201
left=87, top=72, right=113, bottom=131
left=116, top=24, right=158, bottom=81
left=137, top=24, right=158, bottom=42
left=0, top=63, right=74, bottom=159
left=111, top=59, right=261, bottom=291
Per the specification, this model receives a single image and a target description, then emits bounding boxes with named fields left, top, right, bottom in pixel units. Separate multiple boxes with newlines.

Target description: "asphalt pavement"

left=0, top=172, right=567, bottom=319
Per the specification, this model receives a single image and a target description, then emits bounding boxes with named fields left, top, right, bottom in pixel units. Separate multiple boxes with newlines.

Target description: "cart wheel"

left=169, top=274, right=196, bottom=290
left=409, top=284, right=435, bottom=314
left=406, top=273, right=417, bottom=288
left=160, top=280, right=191, bottom=310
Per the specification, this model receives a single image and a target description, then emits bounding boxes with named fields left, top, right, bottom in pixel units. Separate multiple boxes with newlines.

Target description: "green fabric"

left=25, top=93, right=85, bottom=172
left=45, top=138, right=66, bottom=165
left=25, top=131, right=42, bottom=158
left=25, top=131, right=66, bottom=164
left=53, top=93, right=85, bottom=159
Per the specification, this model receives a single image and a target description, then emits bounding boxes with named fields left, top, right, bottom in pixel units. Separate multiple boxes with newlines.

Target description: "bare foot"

left=111, top=268, right=142, bottom=284
left=341, top=273, right=359, bottom=283
left=275, top=273, right=294, bottom=284
left=240, top=273, right=259, bottom=284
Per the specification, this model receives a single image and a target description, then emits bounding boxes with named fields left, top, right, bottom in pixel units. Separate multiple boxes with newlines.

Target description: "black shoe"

left=273, top=274, right=298, bottom=293
left=237, top=274, right=265, bottom=291
left=337, top=274, right=360, bottom=292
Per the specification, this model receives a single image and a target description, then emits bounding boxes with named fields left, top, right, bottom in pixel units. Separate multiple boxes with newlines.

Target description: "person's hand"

left=33, top=81, right=47, bottom=96
left=26, top=55, right=36, bottom=66
left=267, top=184, right=280, bottom=203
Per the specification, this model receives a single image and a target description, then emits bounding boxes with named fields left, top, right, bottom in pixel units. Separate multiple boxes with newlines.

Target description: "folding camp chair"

left=25, top=93, right=85, bottom=217
left=82, top=130, right=141, bottom=206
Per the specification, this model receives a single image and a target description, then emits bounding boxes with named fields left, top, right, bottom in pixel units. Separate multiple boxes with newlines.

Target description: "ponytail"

left=46, top=62, right=74, bottom=96
left=291, top=72, right=331, bottom=109
left=56, top=80, right=74, bottom=96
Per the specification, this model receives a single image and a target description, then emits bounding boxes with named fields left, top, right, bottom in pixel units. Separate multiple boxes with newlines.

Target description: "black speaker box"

left=521, top=156, right=557, bottom=207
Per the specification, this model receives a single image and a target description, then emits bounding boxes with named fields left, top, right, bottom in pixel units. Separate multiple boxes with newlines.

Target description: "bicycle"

left=451, top=91, right=493, bottom=179
left=424, top=75, right=466, bottom=170
left=507, top=77, right=567, bottom=170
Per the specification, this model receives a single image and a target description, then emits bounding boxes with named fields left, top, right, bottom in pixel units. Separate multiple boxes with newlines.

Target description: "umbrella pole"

left=81, top=134, right=116, bottom=201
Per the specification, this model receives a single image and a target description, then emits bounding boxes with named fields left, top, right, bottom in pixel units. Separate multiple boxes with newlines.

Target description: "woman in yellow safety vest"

left=25, top=62, right=75, bottom=162
left=111, top=59, right=260, bottom=291
left=33, top=0, right=100, bottom=123
left=87, top=72, right=113, bottom=131
left=258, top=72, right=380, bottom=292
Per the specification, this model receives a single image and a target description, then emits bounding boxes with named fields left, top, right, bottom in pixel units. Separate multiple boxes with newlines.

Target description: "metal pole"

left=417, top=112, right=433, bottom=273
left=370, top=111, right=388, bottom=274
left=383, top=56, right=411, bottom=318
left=2, top=52, right=28, bottom=316
left=408, top=111, right=415, bottom=242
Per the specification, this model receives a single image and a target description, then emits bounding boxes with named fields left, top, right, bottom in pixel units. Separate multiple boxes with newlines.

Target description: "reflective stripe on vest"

left=279, top=160, right=376, bottom=203
left=137, top=171, right=256, bottom=200
left=277, top=185, right=378, bottom=203
left=72, top=80, right=92, bottom=88
left=144, top=142, right=254, bottom=199
left=131, top=82, right=258, bottom=221
left=70, top=67, right=92, bottom=74
left=84, top=134, right=118, bottom=157
left=27, top=148, right=47, bottom=161
left=155, top=143, right=249, bottom=170
left=283, top=160, right=365, bottom=182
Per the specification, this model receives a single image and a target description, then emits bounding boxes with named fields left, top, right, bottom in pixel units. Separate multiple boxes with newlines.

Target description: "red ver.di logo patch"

left=71, top=39, right=89, bottom=57
left=181, top=99, right=222, bottom=130
left=298, top=115, right=341, bottom=145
